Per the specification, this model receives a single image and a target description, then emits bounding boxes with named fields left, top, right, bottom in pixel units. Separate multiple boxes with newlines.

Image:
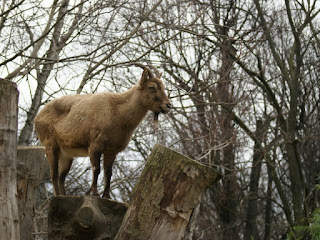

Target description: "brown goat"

left=34, top=64, right=171, bottom=198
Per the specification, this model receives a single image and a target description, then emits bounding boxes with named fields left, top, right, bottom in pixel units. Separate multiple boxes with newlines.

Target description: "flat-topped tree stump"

left=17, top=146, right=48, bottom=240
left=0, top=80, right=20, bottom=240
left=115, top=144, right=222, bottom=240
left=47, top=144, right=222, bottom=240
left=48, top=196, right=128, bottom=240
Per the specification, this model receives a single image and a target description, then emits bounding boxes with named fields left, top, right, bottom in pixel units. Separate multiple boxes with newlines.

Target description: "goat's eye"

left=149, top=86, right=156, bottom=92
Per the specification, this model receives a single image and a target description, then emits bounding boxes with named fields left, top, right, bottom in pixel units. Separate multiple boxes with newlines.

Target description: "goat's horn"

left=129, top=62, right=146, bottom=69
left=147, top=64, right=162, bottom=78
left=129, top=62, right=157, bottom=78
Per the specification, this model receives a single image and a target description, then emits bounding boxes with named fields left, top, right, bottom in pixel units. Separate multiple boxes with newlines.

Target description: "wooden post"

left=48, top=196, right=128, bottom=240
left=114, top=144, right=222, bottom=240
left=0, top=80, right=20, bottom=239
left=17, top=146, right=48, bottom=240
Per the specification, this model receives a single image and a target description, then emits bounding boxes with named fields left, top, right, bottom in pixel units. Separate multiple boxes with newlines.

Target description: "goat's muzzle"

left=160, top=103, right=172, bottom=114
left=153, top=103, right=171, bottom=129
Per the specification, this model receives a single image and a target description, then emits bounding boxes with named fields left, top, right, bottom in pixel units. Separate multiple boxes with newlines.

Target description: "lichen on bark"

left=138, top=175, right=164, bottom=238
left=115, top=144, right=222, bottom=240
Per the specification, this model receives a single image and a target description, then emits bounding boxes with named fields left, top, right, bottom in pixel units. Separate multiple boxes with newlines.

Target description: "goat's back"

left=35, top=87, right=149, bottom=153
left=35, top=94, right=93, bottom=145
left=35, top=92, right=130, bottom=147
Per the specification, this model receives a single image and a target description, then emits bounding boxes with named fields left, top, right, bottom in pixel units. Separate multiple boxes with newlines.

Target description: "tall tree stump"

left=114, top=144, right=222, bottom=240
left=0, top=80, right=20, bottom=239
left=48, top=196, right=128, bottom=240
left=17, top=146, right=48, bottom=240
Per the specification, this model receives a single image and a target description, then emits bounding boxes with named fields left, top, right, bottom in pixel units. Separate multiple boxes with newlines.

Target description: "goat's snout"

left=160, top=102, right=172, bottom=114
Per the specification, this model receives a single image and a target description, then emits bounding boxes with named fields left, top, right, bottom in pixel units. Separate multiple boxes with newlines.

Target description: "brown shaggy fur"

left=35, top=67, right=171, bottom=198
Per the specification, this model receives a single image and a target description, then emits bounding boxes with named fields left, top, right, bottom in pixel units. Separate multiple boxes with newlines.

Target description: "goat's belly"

left=61, top=147, right=89, bottom=158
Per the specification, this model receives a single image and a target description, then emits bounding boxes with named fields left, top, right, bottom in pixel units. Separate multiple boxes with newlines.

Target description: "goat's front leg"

left=86, top=150, right=101, bottom=196
left=102, top=154, right=116, bottom=198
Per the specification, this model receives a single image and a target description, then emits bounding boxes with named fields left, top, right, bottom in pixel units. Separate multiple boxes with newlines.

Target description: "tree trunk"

left=213, top=9, right=239, bottom=238
left=0, top=79, right=20, bottom=239
left=244, top=119, right=264, bottom=240
left=264, top=166, right=272, bottom=240
left=17, top=146, right=48, bottom=240
left=114, top=144, right=222, bottom=240
left=48, top=196, right=128, bottom=240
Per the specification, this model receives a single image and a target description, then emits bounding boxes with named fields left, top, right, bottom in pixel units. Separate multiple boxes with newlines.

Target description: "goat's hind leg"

left=46, top=146, right=60, bottom=196
left=86, top=150, right=101, bottom=196
left=58, top=155, right=73, bottom=195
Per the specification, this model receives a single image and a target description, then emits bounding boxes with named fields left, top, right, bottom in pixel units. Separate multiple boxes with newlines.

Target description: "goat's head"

left=134, top=63, right=171, bottom=128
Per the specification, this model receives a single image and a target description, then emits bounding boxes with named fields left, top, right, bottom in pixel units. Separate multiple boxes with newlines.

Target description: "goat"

left=34, top=64, right=171, bottom=198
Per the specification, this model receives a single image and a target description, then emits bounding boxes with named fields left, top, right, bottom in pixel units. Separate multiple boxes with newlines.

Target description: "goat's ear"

left=139, top=68, right=150, bottom=88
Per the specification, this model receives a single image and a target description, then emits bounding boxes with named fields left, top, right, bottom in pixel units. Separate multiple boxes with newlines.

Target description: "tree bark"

left=264, top=165, right=272, bottom=240
left=244, top=119, right=264, bottom=240
left=114, top=144, right=222, bottom=240
left=48, top=196, right=128, bottom=240
left=212, top=6, right=239, bottom=238
left=0, top=79, right=20, bottom=239
left=17, top=146, right=48, bottom=240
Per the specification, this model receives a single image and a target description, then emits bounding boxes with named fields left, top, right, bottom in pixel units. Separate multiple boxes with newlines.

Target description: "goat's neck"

left=117, top=86, right=148, bottom=131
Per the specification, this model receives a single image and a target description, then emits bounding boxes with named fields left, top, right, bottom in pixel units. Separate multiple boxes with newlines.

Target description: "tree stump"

left=114, top=144, right=222, bottom=240
left=17, top=146, right=48, bottom=240
left=0, top=80, right=20, bottom=239
left=48, top=196, right=128, bottom=240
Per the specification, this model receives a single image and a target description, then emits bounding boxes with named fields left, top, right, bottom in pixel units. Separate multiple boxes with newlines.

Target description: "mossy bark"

left=114, top=144, right=222, bottom=240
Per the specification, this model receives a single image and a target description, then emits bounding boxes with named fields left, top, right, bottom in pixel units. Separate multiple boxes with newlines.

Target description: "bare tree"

left=1, top=0, right=320, bottom=238
left=128, top=0, right=320, bottom=238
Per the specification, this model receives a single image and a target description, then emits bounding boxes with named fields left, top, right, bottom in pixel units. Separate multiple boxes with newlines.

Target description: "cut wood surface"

left=48, top=196, right=128, bottom=240
left=0, top=80, right=20, bottom=240
left=114, top=144, right=222, bottom=240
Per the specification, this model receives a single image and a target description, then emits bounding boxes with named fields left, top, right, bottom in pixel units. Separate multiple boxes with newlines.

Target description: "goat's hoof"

left=85, top=189, right=100, bottom=197
left=102, top=193, right=111, bottom=199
